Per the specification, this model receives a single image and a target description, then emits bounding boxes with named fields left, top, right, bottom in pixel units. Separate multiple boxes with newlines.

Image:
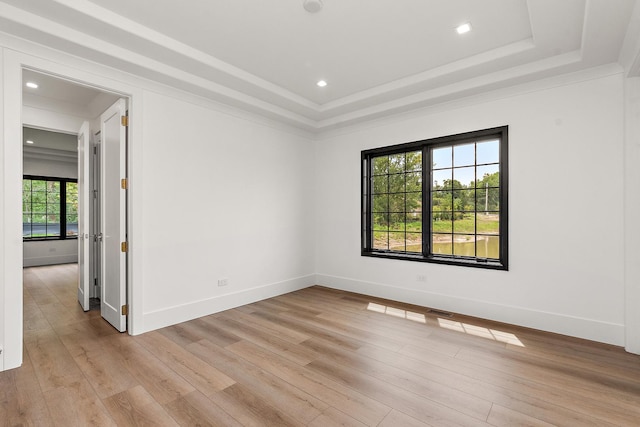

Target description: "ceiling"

left=23, top=126, right=76, bottom=152
left=1, top=0, right=639, bottom=132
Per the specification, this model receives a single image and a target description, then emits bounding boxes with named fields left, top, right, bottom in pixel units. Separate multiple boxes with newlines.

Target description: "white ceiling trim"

left=0, top=0, right=635, bottom=132
left=52, top=0, right=317, bottom=110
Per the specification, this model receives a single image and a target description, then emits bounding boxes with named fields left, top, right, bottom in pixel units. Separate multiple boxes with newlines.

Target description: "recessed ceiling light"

left=456, top=23, right=472, bottom=34
left=25, top=82, right=39, bottom=89
left=26, top=140, right=34, bottom=144
left=303, top=0, right=323, bottom=13
left=317, top=80, right=327, bottom=88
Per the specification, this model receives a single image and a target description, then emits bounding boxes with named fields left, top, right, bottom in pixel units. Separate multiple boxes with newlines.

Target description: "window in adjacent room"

left=361, top=126, right=508, bottom=270
left=23, top=176, right=79, bottom=240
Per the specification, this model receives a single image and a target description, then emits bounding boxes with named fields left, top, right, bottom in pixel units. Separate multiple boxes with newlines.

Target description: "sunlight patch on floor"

left=437, top=318, right=525, bottom=347
left=367, top=302, right=426, bottom=323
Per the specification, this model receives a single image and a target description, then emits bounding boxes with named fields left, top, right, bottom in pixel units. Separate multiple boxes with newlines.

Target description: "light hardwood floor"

left=2, top=264, right=640, bottom=426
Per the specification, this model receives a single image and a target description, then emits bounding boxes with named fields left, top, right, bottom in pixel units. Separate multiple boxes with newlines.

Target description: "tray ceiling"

left=0, top=0, right=637, bottom=131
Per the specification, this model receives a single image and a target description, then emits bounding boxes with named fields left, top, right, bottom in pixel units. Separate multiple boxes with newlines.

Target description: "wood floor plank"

left=24, top=328, right=86, bottom=392
left=486, top=403, right=556, bottom=427
left=225, top=339, right=392, bottom=426
left=306, top=357, right=490, bottom=426
left=362, top=340, right=635, bottom=425
left=186, top=339, right=328, bottom=424
left=11, top=266, right=640, bottom=427
left=250, top=310, right=363, bottom=351
left=102, top=334, right=196, bottom=404
left=103, top=385, right=179, bottom=427
left=215, top=308, right=311, bottom=344
left=0, top=349, right=53, bottom=427
left=70, top=341, right=140, bottom=399
left=199, top=315, right=320, bottom=365
left=157, top=317, right=240, bottom=348
left=302, top=337, right=493, bottom=421
left=164, top=390, right=243, bottom=427
left=378, top=409, right=433, bottom=427
left=308, top=407, right=368, bottom=427
left=209, top=383, right=303, bottom=427
left=42, top=378, right=116, bottom=426
left=136, top=331, right=236, bottom=396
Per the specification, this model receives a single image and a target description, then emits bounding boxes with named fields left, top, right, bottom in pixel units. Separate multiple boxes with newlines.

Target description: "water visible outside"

left=23, top=223, right=78, bottom=237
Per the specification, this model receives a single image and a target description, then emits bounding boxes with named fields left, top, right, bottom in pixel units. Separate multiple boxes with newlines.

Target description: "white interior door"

left=77, top=121, right=91, bottom=311
left=100, top=98, right=127, bottom=332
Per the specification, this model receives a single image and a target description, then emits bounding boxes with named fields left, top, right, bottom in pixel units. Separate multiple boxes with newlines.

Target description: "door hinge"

left=121, top=241, right=128, bottom=252
left=121, top=305, right=128, bottom=316
left=121, top=115, right=129, bottom=127
left=121, top=178, right=128, bottom=189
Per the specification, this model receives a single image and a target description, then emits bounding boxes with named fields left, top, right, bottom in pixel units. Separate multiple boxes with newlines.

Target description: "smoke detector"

left=303, top=0, right=323, bottom=13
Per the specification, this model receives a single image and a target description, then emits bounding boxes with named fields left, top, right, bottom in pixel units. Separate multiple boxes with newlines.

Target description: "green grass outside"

left=375, top=213, right=499, bottom=234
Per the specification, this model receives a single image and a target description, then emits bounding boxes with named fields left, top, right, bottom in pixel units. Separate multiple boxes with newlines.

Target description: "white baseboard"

left=140, top=274, right=317, bottom=334
left=23, top=254, right=78, bottom=267
left=316, top=274, right=625, bottom=347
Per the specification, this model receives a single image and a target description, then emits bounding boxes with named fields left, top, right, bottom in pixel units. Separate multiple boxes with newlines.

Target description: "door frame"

left=2, top=48, right=142, bottom=370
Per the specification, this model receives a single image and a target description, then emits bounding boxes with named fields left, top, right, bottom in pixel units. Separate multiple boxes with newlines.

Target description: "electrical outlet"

left=217, top=278, right=229, bottom=287
left=416, top=274, right=427, bottom=282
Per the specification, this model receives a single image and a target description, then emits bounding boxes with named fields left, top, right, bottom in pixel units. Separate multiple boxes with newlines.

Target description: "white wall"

left=315, top=69, right=626, bottom=346
left=139, top=90, right=316, bottom=330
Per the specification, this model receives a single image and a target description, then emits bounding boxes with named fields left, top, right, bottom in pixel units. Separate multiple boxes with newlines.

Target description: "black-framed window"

left=362, top=126, right=508, bottom=270
left=23, top=176, right=78, bottom=240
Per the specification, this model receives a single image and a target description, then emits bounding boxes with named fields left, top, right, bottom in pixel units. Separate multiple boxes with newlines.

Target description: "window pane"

left=373, top=213, right=389, bottom=229
left=406, top=172, right=421, bottom=192
left=389, top=232, right=406, bottom=251
left=454, top=143, right=474, bottom=167
left=432, top=169, right=451, bottom=189
left=373, top=175, right=388, bottom=194
left=389, top=193, right=405, bottom=212
left=406, top=233, right=422, bottom=253
left=373, top=156, right=389, bottom=175
left=48, top=181, right=60, bottom=193
left=453, top=235, right=476, bottom=256
left=66, top=215, right=78, bottom=236
left=453, top=166, right=474, bottom=187
left=432, top=214, right=452, bottom=233
left=32, top=181, right=46, bottom=191
left=389, top=154, right=405, bottom=174
left=46, top=224, right=60, bottom=236
left=31, top=191, right=46, bottom=204
left=373, top=231, right=389, bottom=250
left=477, top=214, right=499, bottom=234
left=405, top=151, right=422, bottom=172
left=432, top=234, right=452, bottom=255
left=477, top=235, right=500, bottom=259
left=32, top=203, right=46, bottom=214
left=432, top=147, right=452, bottom=169
left=453, top=214, right=475, bottom=233
left=389, top=173, right=405, bottom=193
left=453, top=189, right=473, bottom=212
left=390, top=213, right=405, bottom=231
left=432, top=190, right=452, bottom=212
left=407, top=214, right=421, bottom=232
left=476, top=165, right=499, bottom=186
left=477, top=139, right=500, bottom=164
left=373, top=195, right=389, bottom=212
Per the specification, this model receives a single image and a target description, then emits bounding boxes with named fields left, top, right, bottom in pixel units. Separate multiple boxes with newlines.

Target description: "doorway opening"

left=22, top=68, right=130, bottom=333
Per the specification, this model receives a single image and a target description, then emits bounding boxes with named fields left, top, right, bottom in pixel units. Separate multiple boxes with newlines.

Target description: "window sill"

left=361, top=250, right=507, bottom=270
